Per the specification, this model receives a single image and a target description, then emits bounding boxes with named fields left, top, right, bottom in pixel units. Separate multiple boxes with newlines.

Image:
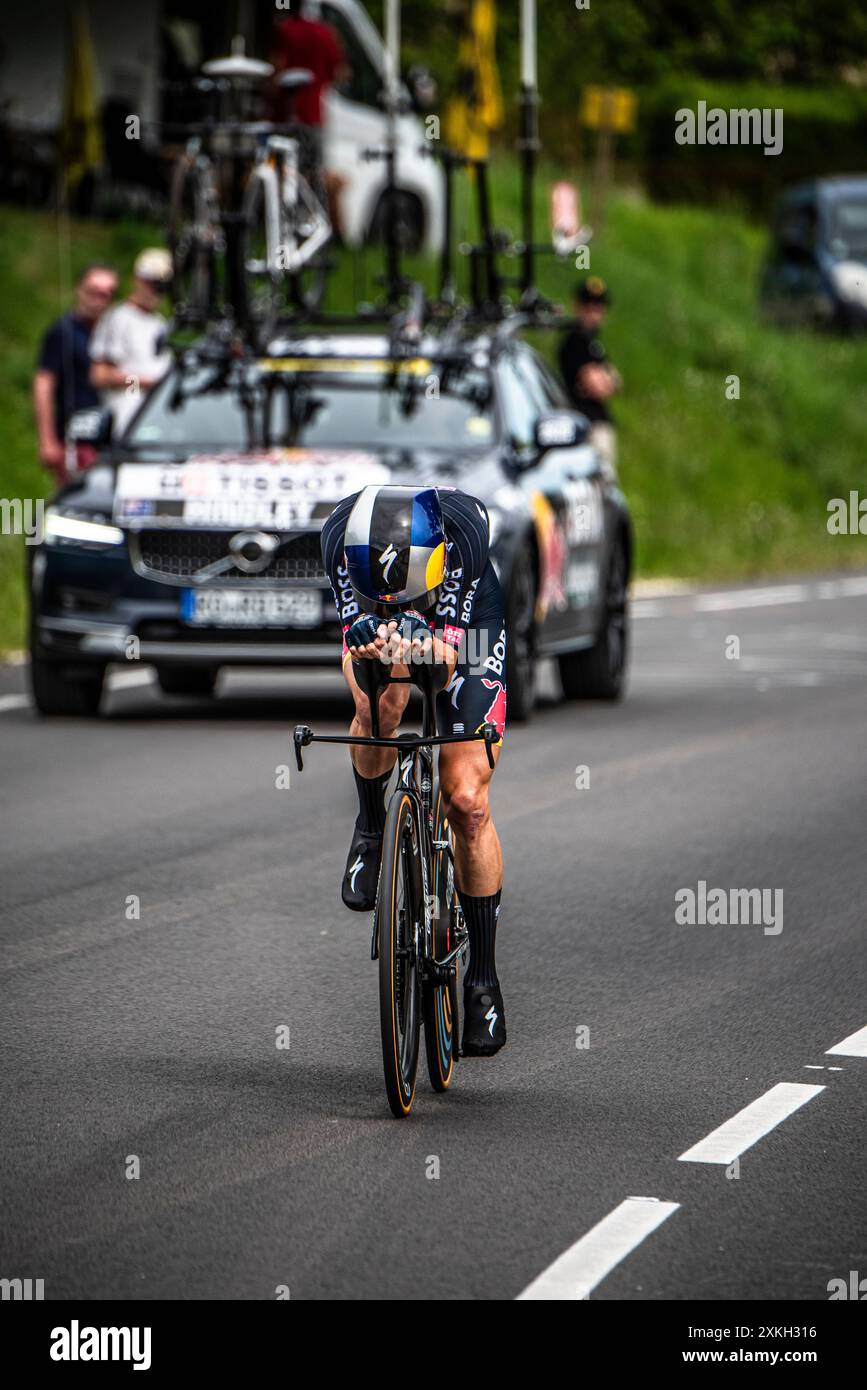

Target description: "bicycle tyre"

left=377, top=790, right=423, bottom=1119
left=168, top=154, right=215, bottom=326
left=423, top=781, right=460, bottom=1092
left=235, top=169, right=283, bottom=344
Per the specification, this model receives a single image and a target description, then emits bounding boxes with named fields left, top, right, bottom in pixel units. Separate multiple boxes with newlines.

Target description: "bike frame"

left=293, top=659, right=498, bottom=970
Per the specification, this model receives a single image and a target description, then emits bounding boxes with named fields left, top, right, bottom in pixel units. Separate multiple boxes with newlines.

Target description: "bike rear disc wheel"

left=423, top=782, right=460, bottom=1092
left=377, top=791, right=423, bottom=1119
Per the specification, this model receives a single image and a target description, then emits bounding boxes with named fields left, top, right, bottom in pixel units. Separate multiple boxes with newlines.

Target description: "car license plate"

left=180, top=588, right=321, bottom=628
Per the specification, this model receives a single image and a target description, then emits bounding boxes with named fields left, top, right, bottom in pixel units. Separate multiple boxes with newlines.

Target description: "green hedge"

left=637, top=81, right=867, bottom=212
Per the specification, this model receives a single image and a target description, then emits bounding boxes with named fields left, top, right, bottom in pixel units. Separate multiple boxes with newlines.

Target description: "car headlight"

left=43, top=510, right=124, bottom=547
left=831, top=260, right=867, bottom=308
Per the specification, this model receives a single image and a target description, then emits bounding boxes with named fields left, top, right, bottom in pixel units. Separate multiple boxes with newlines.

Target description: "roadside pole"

left=518, top=0, right=541, bottom=305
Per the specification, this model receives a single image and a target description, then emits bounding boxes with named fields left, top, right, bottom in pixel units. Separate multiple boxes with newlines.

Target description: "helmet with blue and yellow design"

left=344, top=485, right=447, bottom=618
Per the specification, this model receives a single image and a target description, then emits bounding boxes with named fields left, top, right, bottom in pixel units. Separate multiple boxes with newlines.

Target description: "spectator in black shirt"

left=33, top=263, right=117, bottom=480
left=558, top=276, right=621, bottom=477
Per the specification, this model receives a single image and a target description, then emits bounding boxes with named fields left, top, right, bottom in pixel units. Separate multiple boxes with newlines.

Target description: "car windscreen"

left=123, top=360, right=496, bottom=453
left=829, top=198, right=867, bottom=261
left=262, top=364, right=496, bottom=450
left=123, top=365, right=252, bottom=451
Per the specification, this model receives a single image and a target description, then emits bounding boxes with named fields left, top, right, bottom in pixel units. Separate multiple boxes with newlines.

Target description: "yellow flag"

left=60, top=3, right=104, bottom=196
left=444, top=0, right=504, bottom=160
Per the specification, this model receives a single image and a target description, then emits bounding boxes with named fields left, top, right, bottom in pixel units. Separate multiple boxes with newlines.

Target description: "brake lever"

left=293, top=724, right=313, bottom=771
left=480, top=722, right=499, bottom=769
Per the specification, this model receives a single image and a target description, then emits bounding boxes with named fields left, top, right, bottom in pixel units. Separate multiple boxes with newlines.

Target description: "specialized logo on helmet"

left=379, top=542, right=399, bottom=583
left=345, top=485, right=446, bottom=610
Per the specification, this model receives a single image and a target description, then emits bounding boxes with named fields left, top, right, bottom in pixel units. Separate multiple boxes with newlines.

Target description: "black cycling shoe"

left=461, top=982, right=507, bottom=1056
left=341, top=823, right=383, bottom=912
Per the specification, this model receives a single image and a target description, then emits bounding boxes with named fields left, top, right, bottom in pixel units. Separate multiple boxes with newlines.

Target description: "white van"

left=318, top=0, right=444, bottom=253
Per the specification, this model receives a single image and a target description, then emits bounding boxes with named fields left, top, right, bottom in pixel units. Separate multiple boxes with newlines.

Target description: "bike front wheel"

left=423, top=781, right=460, bottom=1092
left=377, top=791, right=423, bottom=1118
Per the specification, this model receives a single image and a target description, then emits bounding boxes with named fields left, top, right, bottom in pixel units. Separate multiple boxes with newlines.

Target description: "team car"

left=28, top=328, right=633, bottom=719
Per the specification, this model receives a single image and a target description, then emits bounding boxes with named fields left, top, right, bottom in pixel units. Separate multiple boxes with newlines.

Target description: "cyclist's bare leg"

left=342, top=653, right=410, bottom=776
left=438, top=740, right=502, bottom=896
left=440, top=739, right=506, bottom=1053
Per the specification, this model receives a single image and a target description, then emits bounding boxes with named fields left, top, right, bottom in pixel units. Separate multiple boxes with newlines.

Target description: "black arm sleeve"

left=320, top=491, right=360, bottom=628
left=433, top=490, right=490, bottom=643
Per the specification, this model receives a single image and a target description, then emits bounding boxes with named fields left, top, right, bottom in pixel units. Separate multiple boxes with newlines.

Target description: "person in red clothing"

left=269, top=0, right=348, bottom=235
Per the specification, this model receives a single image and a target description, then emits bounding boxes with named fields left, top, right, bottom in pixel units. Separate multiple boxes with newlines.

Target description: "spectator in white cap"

left=90, top=248, right=173, bottom=433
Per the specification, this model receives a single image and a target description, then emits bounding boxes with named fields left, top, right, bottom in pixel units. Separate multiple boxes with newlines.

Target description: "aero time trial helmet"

left=344, top=485, right=447, bottom=618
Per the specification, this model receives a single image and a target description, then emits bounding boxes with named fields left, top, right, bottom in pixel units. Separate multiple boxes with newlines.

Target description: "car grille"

left=130, top=530, right=326, bottom=585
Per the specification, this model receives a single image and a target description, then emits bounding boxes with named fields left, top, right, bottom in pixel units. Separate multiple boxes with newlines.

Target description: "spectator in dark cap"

left=558, top=276, right=622, bottom=476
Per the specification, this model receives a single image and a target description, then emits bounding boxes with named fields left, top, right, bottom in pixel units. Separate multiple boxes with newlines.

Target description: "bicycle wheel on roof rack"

left=376, top=789, right=423, bottom=1119
left=168, top=153, right=216, bottom=327
left=234, top=169, right=285, bottom=344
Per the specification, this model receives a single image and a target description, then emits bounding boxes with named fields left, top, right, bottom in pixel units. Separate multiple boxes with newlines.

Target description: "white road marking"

left=516, top=1197, right=680, bottom=1301
left=827, top=1023, right=867, bottom=1057
left=694, top=585, right=808, bottom=612
left=678, top=1082, right=824, bottom=1165
left=0, top=694, right=28, bottom=712
left=835, top=576, right=867, bottom=597
left=633, top=573, right=867, bottom=617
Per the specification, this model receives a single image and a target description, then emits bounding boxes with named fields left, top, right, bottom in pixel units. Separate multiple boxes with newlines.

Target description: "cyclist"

left=321, top=484, right=508, bottom=1056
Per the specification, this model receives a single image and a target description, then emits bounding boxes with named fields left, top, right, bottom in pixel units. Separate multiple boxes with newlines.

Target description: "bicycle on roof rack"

left=167, top=41, right=331, bottom=346
left=293, top=656, right=499, bottom=1119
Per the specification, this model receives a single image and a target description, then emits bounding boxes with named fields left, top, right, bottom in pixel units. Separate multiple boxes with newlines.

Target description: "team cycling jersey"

left=321, top=487, right=508, bottom=738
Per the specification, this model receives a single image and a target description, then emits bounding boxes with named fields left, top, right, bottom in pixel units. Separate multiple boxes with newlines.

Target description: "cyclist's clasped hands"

left=346, top=612, right=433, bottom=666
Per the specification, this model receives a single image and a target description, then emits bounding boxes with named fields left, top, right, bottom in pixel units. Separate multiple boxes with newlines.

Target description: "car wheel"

left=505, top=546, right=537, bottom=723
left=156, top=666, right=218, bottom=697
left=558, top=540, right=629, bottom=701
left=30, top=656, right=105, bottom=717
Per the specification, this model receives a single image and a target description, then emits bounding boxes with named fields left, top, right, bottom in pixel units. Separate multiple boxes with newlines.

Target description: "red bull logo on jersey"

left=478, top=677, right=507, bottom=737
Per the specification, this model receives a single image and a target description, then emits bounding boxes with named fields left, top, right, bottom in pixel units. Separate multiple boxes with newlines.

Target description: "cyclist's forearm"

left=431, top=637, right=459, bottom=678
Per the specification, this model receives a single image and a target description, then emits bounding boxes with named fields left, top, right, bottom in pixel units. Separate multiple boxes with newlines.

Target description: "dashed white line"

left=0, top=694, right=29, bottom=713
left=678, top=1082, right=825, bottom=1165
left=827, top=1023, right=867, bottom=1057
left=694, top=585, right=808, bottom=612
left=633, top=574, right=867, bottom=617
left=516, top=1197, right=680, bottom=1301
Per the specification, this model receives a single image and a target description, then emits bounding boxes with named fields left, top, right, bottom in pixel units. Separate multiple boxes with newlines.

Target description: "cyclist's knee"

left=442, top=778, right=490, bottom=842
left=352, top=685, right=406, bottom=739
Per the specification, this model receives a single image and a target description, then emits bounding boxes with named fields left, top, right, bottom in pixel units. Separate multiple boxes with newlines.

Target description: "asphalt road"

left=2, top=572, right=866, bottom=1302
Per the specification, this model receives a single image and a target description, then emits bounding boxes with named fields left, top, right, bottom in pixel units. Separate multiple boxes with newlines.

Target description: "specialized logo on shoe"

left=485, top=1003, right=498, bottom=1037
left=349, top=855, right=364, bottom=892
left=477, top=677, right=507, bottom=737
left=379, top=542, right=399, bottom=583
